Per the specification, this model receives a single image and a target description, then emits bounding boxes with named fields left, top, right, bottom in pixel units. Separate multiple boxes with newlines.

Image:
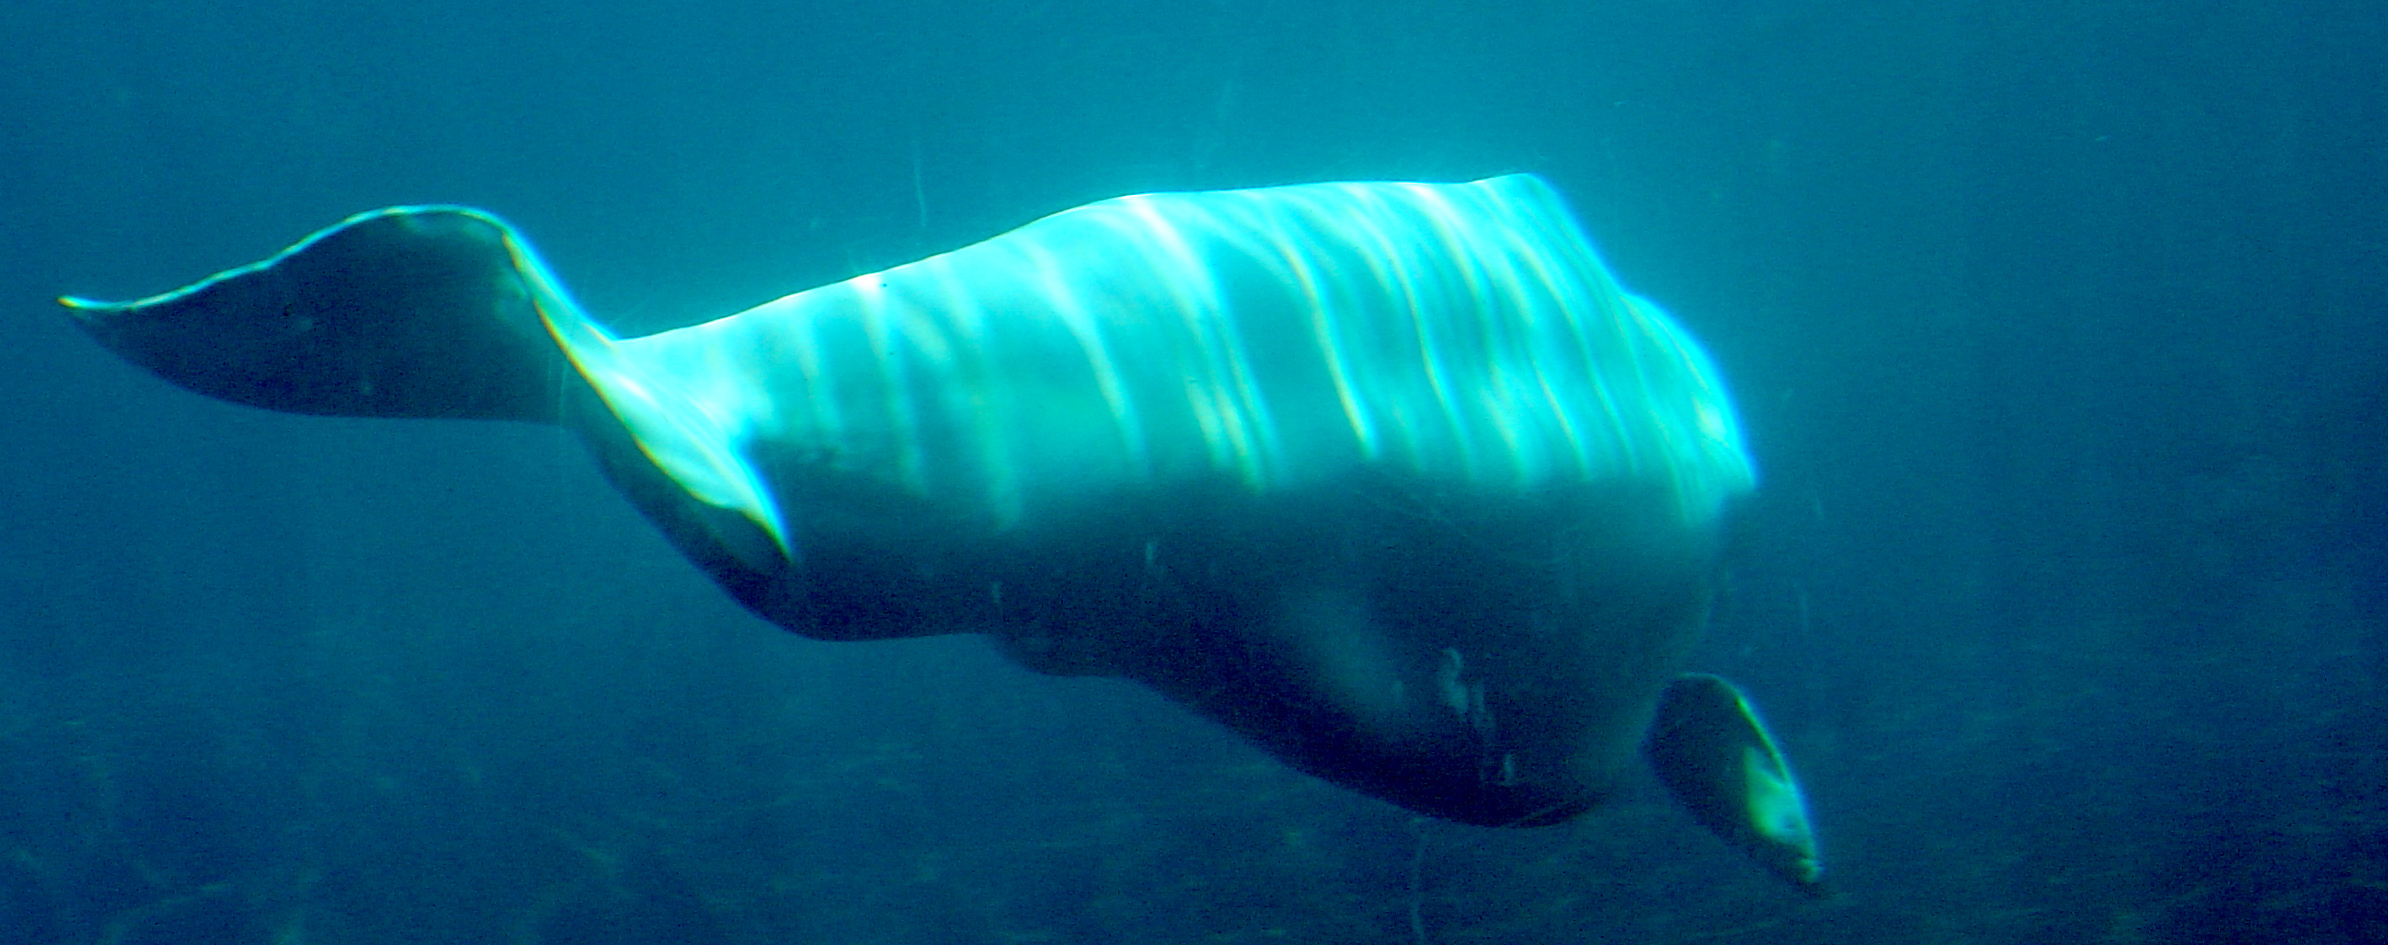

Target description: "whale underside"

left=62, top=174, right=1822, bottom=891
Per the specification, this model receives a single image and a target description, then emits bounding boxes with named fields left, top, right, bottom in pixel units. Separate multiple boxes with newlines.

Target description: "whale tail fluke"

left=60, top=207, right=805, bottom=623
left=60, top=207, right=580, bottom=423
left=1646, top=673, right=1827, bottom=894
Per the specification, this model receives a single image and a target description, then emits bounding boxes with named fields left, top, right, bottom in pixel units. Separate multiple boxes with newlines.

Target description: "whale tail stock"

left=61, top=207, right=803, bottom=624
left=60, top=207, right=579, bottom=423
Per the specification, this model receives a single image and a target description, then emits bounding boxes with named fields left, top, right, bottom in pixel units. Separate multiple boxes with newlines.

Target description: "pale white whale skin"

left=63, top=174, right=1821, bottom=890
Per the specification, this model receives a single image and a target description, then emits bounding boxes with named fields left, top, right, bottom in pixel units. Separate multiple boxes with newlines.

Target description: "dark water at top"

left=2, top=1, right=2383, bottom=942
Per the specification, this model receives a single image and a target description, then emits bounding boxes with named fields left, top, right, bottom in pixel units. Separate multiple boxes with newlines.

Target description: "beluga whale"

left=61, top=173, right=1822, bottom=890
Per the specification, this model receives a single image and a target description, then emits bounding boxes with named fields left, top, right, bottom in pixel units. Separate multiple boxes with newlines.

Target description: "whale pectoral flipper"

left=60, top=207, right=572, bottom=422
left=1645, top=673, right=1825, bottom=893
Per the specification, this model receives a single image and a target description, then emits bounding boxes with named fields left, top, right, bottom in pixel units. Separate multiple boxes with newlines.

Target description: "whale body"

left=63, top=174, right=1821, bottom=889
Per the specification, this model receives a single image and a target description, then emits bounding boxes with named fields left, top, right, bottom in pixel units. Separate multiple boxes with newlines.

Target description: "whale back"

left=567, top=175, right=1757, bottom=565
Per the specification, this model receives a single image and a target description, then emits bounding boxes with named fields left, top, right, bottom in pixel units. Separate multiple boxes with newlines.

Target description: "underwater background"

left=3, top=0, right=2383, bottom=942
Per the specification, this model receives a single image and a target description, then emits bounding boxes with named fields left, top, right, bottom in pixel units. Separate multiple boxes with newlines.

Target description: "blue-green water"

left=4, top=1, right=2383, bottom=942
